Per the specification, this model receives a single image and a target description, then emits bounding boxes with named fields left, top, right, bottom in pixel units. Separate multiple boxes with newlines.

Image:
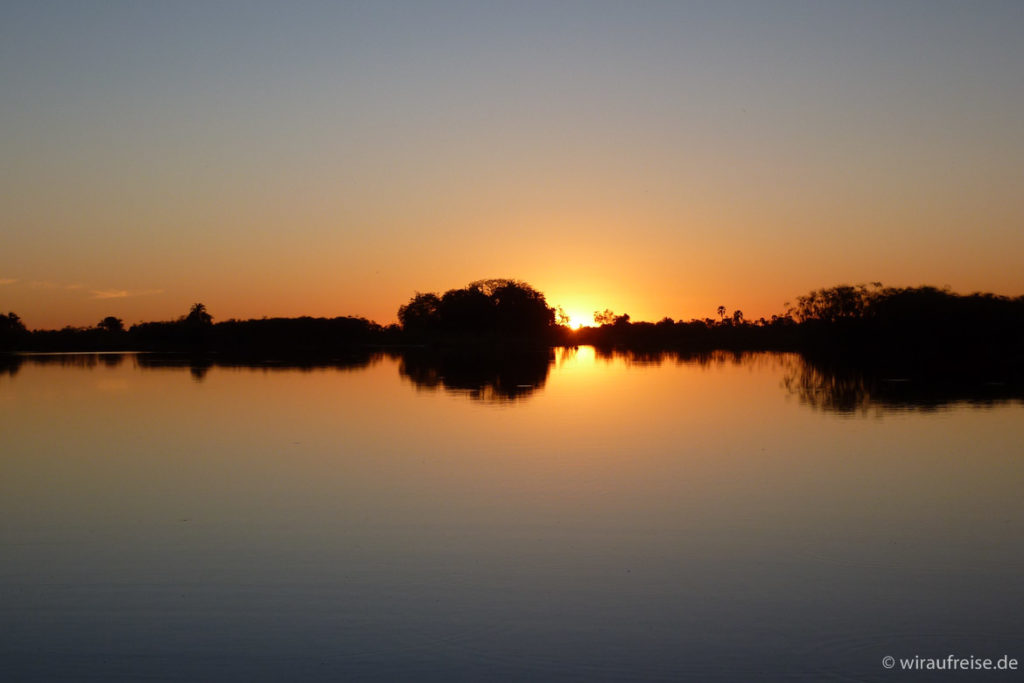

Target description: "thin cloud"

left=0, top=278, right=16, bottom=286
left=91, top=288, right=164, bottom=299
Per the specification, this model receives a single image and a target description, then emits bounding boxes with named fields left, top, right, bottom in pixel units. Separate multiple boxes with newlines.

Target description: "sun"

left=560, top=310, right=591, bottom=330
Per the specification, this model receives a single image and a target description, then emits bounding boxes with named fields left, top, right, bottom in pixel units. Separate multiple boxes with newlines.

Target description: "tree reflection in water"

left=782, top=354, right=1024, bottom=414
left=4, top=348, right=1021, bottom=411
left=398, top=347, right=553, bottom=403
left=135, top=351, right=391, bottom=382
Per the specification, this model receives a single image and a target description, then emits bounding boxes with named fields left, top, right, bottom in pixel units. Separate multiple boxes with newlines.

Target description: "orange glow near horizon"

left=3, top=4, right=1024, bottom=330
left=563, top=311, right=591, bottom=330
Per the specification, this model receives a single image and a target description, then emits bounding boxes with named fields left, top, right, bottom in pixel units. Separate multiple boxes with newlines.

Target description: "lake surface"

left=2, top=349, right=1022, bottom=681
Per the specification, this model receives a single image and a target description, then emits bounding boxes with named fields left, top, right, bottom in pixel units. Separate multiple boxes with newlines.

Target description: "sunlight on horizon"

left=552, top=307, right=593, bottom=331
left=565, top=311, right=590, bottom=330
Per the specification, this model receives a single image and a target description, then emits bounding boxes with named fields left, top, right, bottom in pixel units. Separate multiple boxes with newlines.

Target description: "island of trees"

left=2, top=280, right=1023, bottom=378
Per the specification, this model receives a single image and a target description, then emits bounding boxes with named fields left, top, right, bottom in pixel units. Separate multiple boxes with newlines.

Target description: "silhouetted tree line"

left=576, top=284, right=1024, bottom=363
left=3, top=283, right=1023, bottom=373
left=8, top=302, right=400, bottom=355
left=574, top=311, right=800, bottom=351
left=131, top=304, right=401, bottom=355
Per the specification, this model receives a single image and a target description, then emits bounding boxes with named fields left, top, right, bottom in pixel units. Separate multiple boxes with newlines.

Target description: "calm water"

left=1, top=350, right=1022, bottom=681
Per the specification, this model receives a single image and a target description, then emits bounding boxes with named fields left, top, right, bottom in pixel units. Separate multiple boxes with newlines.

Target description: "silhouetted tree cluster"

left=794, top=283, right=879, bottom=323
left=0, top=312, right=28, bottom=351
left=17, top=314, right=131, bottom=352
left=593, top=309, right=628, bottom=326
left=97, top=316, right=125, bottom=333
left=398, top=279, right=557, bottom=342
left=794, top=284, right=1024, bottom=360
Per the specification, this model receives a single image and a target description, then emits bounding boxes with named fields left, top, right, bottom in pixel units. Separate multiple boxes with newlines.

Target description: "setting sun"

left=560, top=310, right=592, bottom=329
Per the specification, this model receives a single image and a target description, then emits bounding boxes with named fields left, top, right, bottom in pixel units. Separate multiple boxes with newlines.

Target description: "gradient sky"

left=3, top=1, right=1023, bottom=329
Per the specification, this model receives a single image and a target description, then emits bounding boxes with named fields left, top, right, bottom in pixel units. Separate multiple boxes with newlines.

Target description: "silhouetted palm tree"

left=184, top=303, right=213, bottom=326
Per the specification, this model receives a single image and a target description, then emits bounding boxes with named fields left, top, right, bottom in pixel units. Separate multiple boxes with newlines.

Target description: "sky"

left=2, top=1, right=1023, bottom=329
